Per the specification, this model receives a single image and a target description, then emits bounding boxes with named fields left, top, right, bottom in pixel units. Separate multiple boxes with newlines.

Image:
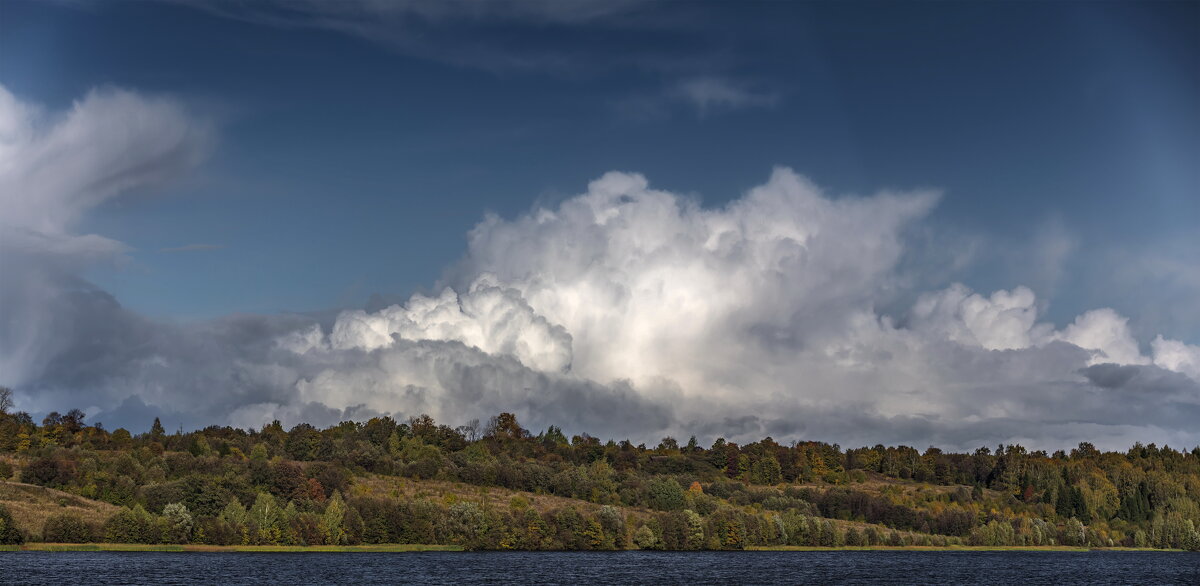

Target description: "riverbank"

left=2, top=543, right=1181, bottom=553
left=747, top=545, right=1179, bottom=552
left=1, top=543, right=462, bottom=552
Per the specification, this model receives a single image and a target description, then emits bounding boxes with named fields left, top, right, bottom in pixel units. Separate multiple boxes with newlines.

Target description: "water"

left=2, top=551, right=1198, bottom=585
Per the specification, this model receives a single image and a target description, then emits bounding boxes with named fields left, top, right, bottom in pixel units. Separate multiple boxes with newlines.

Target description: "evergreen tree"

left=149, top=418, right=166, bottom=440
left=0, top=504, right=24, bottom=544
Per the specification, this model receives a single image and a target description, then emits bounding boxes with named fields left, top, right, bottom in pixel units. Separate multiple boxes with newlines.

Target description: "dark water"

left=2, top=551, right=1198, bottom=585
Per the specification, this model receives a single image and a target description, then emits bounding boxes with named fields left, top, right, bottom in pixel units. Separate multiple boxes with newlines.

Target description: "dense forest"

left=1, top=387, right=1198, bottom=551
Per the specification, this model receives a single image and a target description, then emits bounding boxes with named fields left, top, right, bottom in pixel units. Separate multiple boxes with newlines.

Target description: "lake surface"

left=3, top=551, right=1198, bottom=585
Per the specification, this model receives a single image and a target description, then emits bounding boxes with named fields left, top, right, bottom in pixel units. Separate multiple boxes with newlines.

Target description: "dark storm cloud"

left=1081, top=363, right=1199, bottom=394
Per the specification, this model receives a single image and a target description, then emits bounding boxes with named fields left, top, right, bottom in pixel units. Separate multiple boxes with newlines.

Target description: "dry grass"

left=353, top=475, right=657, bottom=522
left=352, top=476, right=952, bottom=543
left=0, top=481, right=121, bottom=540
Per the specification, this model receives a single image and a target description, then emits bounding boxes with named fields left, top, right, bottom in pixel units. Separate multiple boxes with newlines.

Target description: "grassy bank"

left=2, top=543, right=462, bottom=553
left=746, top=545, right=1176, bottom=552
left=3, top=543, right=1179, bottom=553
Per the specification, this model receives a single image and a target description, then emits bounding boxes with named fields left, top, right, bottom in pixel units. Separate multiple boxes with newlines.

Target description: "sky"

left=0, top=0, right=1198, bottom=451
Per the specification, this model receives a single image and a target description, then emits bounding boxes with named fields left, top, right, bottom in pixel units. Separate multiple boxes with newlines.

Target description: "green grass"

left=210, top=544, right=462, bottom=553
left=7, top=543, right=462, bottom=553
left=745, top=545, right=1173, bottom=552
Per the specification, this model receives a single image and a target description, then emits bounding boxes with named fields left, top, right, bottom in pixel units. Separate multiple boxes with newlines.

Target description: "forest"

left=1, top=387, right=1198, bottom=551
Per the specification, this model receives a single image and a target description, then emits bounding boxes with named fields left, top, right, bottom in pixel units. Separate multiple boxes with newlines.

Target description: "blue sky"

left=6, top=1, right=1195, bottom=329
left=1, top=1, right=1198, bottom=446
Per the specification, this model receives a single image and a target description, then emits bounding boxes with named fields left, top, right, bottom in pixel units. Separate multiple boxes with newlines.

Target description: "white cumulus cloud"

left=4, top=83, right=1199, bottom=451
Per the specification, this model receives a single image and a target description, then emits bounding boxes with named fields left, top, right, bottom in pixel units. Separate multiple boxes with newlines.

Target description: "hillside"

left=0, top=410, right=1198, bottom=550
left=0, top=480, right=121, bottom=540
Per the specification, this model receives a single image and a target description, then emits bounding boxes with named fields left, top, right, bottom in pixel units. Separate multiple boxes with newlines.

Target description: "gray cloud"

left=0, top=85, right=212, bottom=389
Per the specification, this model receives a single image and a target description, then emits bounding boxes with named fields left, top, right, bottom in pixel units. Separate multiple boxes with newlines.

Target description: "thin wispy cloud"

left=615, top=77, right=780, bottom=120
left=159, top=243, right=224, bottom=253
left=172, top=0, right=678, bottom=75
left=675, top=77, right=779, bottom=116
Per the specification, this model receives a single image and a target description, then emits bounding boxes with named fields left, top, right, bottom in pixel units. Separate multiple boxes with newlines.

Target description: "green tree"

left=447, top=501, right=489, bottom=549
left=751, top=456, right=782, bottom=485
left=162, top=503, right=194, bottom=544
left=597, top=505, right=626, bottom=548
left=249, top=492, right=284, bottom=544
left=633, top=525, right=657, bottom=549
left=683, top=509, right=705, bottom=550
left=647, top=478, right=686, bottom=511
left=322, top=491, right=347, bottom=545
left=149, top=417, right=166, bottom=440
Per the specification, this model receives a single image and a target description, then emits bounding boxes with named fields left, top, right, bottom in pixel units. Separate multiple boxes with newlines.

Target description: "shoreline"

left=1, top=543, right=1182, bottom=553
left=745, top=545, right=1183, bottom=552
left=1, top=544, right=463, bottom=552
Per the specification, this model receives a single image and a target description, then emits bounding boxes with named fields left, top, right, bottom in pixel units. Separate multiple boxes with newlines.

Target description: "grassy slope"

left=352, top=474, right=970, bottom=546
left=0, top=480, right=121, bottom=540
left=0, top=470, right=1129, bottom=551
left=353, top=475, right=658, bottom=519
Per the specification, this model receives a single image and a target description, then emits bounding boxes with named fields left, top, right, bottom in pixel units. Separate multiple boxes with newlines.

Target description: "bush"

left=633, top=525, right=657, bottom=549
left=0, top=503, right=25, bottom=544
left=43, top=513, right=95, bottom=543
left=103, top=505, right=162, bottom=544
left=22, top=458, right=75, bottom=487
left=193, top=517, right=239, bottom=546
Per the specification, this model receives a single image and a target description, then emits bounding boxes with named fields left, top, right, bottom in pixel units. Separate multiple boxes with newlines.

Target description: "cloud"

left=159, top=243, right=224, bottom=253
left=0, top=84, right=211, bottom=388
left=1152, top=335, right=1200, bottom=381
left=1055, top=308, right=1150, bottom=366
left=674, top=77, right=779, bottom=116
left=171, top=0, right=690, bottom=76
left=5, top=83, right=1200, bottom=449
left=290, top=168, right=1199, bottom=449
left=328, top=276, right=573, bottom=373
left=615, top=77, right=780, bottom=120
left=0, top=86, right=211, bottom=237
left=911, top=284, right=1049, bottom=350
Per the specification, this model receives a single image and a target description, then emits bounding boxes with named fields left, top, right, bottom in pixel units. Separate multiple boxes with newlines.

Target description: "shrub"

left=633, top=525, right=657, bottom=549
left=103, top=505, right=162, bottom=544
left=43, top=513, right=95, bottom=543
left=193, top=517, right=239, bottom=546
left=22, top=458, right=75, bottom=487
left=0, top=504, right=25, bottom=544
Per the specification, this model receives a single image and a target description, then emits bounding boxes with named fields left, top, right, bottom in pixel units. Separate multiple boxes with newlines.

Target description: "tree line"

left=0, top=387, right=1198, bottom=550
